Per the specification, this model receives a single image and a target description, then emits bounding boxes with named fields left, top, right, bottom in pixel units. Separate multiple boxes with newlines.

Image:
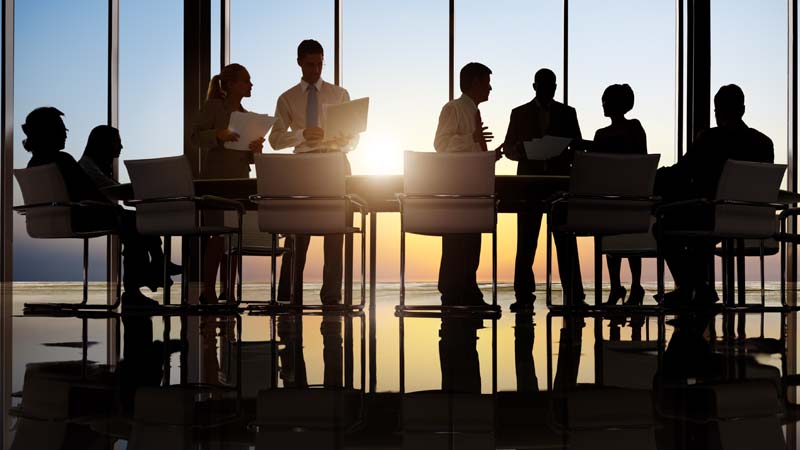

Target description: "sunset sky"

left=11, top=0, right=790, bottom=283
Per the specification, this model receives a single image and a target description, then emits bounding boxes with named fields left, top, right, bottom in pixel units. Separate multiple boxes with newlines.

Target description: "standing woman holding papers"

left=591, top=83, right=647, bottom=306
left=191, top=63, right=264, bottom=303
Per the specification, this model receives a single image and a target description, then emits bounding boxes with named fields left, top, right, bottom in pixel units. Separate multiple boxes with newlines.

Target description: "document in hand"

left=323, top=97, right=369, bottom=138
left=523, top=135, right=573, bottom=161
left=225, top=111, right=277, bottom=151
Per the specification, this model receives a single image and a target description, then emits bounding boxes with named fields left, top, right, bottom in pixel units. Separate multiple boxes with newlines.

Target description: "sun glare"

left=351, top=131, right=404, bottom=175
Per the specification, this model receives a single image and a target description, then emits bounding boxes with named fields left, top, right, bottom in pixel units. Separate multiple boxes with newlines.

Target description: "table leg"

left=345, top=234, right=353, bottom=306
left=370, top=213, right=377, bottom=308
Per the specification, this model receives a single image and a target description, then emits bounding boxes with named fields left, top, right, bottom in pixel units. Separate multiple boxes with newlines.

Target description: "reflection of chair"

left=397, top=151, right=498, bottom=314
left=251, top=153, right=367, bottom=310
left=125, top=156, right=244, bottom=307
left=656, top=160, right=786, bottom=307
left=14, top=164, right=122, bottom=311
left=546, top=152, right=660, bottom=308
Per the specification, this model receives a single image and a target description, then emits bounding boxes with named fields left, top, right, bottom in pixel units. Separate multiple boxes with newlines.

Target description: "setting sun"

left=350, top=130, right=405, bottom=175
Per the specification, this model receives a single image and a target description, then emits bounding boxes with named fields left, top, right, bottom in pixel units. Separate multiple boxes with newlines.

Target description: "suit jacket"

left=503, top=99, right=582, bottom=175
left=655, top=120, right=774, bottom=201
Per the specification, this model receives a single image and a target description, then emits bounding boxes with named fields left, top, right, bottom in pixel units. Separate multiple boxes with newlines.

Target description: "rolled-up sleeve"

left=434, top=102, right=475, bottom=153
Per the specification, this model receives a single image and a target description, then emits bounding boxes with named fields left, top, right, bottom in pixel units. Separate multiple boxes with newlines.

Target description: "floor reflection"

left=7, top=286, right=800, bottom=449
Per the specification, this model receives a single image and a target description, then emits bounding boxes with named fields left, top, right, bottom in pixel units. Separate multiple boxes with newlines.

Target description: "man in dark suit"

left=503, top=68, right=584, bottom=311
left=656, top=84, right=774, bottom=305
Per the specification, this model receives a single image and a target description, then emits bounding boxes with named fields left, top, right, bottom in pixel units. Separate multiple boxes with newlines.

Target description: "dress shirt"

left=434, top=95, right=483, bottom=153
left=534, top=98, right=551, bottom=133
left=269, top=78, right=356, bottom=153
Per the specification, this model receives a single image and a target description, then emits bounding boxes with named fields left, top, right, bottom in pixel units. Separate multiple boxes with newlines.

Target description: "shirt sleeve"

left=434, top=102, right=475, bottom=153
left=269, top=94, right=306, bottom=151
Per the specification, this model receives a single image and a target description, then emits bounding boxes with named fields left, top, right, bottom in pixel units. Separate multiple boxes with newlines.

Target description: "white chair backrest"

left=716, top=160, right=785, bottom=203
left=402, top=151, right=496, bottom=235
left=570, top=152, right=660, bottom=197
left=404, top=151, right=495, bottom=196
left=253, top=153, right=349, bottom=234
left=14, top=164, right=74, bottom=238
left=124, top=156, right=197, bottom=235
left=564, top=152, right=660, bottom=235
left=713, top=160, right=786, bottom=238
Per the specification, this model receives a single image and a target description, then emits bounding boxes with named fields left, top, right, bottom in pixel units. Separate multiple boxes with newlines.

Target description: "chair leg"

left=736, top=238, right=746, bottom=306
left=594, top=236, right=602, bottom=306
left=271, top=234, right=278, bottom=304
left=492, top=227, right=498, bottom=307
left=546, top=215, right=553, bottom=308
left=760, top=240, right=766, bottom=308
left=163, top=236, right=171, bottom=305
left=400, top=226, right=406, bottom=308
left=289, top=235, right=297, bottom=304
left=82, top=238, right=89, bottom=304
left=237, top=216, right=243, bottom=304
left=361, top=213, right=367, bottom=308
left=115, top=237, right=122, bottom=307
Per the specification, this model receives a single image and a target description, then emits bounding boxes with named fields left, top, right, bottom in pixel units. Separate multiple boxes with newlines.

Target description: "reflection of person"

left=503, top=68, right=584, bottom=311
left=277, top=313, right=344, bottom=388
left=432, top=62, right=500, bottom=306
left=269, top=39, right=357, bottom=305
left=191, top=63, right=264, bottom=304
left=655, top=85, right=774, bottom=306
left=553, top=316, right=584, bottom=391
left=22, top=107, right=156, bottom=308
left=514, top=313, right=538, bottom=392
left=79, top=125, right=181, bottom=293
left=439, top=318, right=482, bottom=393
left=591, top=84, right=647, bottom=306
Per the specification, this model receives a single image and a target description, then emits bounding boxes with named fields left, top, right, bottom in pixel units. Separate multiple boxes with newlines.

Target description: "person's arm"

left=268, top=94, right=305, bottom=151
left=502, top=109, right=525, bottom=161
left=190, top=100, right=222, bottom=149
left=569, top=107, right=582, bottom=141
left=433, top=103, right=474, bottom=152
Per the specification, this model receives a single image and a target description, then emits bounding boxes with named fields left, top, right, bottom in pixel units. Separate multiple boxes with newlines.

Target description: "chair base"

left=246, top=301, right=364, bottom=314
left=395, top=304, right=501, bottom=319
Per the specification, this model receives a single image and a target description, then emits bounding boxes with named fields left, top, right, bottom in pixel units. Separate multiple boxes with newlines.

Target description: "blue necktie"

left=306, top=84, right=318, bottom=127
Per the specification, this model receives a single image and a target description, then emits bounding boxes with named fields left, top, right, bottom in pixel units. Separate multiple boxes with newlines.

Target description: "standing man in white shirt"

left=269, top=39, right=356, bottom=305
left=433, top=62, right=501, bottom=306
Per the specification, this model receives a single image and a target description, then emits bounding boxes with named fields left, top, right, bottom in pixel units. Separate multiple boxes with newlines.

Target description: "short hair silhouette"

left=534, top=68, right=557, bottom=85
left=602, top=84, right=635, bottom=115
left=84, top=125, right=120, bottom=163
left=207, top=63, right=247, bottom=100
left=298, top=39, right=324, bottom=59
left=459, top=62, right=492, bottom=93
left=714, top=84, right=745, bottom=120
left=21, top=106, right=65, bottom=153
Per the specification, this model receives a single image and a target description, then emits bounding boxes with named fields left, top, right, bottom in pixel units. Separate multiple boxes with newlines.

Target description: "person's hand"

left=249, top=137, right=265, bottom=153
left=493, top=144, right=504, bottom=161
left=473, top=124, right=493, bottom=144
left=216, top=128, right=239, bottom=142
left=303, top=127, right=325, bottom=142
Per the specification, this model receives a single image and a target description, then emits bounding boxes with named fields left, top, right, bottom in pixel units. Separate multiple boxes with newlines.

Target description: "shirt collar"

left=458, top=94, right=478, bottom=112
left=300, top=78, right=324, bottom=92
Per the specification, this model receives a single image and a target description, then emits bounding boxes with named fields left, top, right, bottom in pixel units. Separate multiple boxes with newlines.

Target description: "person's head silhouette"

left=21, top=107, right=67, bottom=155
left=207, top=63, right=251, bottom=101
left=533, top=68, right=557, bottom=104
left=297, top=39, right=324, bottom=85
left=714, top=84, right=745, bottom=126
left=84, top=125, right=122, bottom=175
left=602, top=84, right=635, bottom=119
left=459, top=62, right=492, bottom=104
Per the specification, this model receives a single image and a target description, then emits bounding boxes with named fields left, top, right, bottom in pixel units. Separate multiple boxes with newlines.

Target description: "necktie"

left=306, top=84, right=318, bottom=127
left=475, top=108, right=488, bottom=151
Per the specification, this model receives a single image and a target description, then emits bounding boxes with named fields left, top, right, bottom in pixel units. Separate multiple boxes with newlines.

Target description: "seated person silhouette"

left=503, top=68, right=585, bottom=310
left=655, top=85, right=774, bottom=306
left=22, top=107, right=161, bottom=308
left=591, top=84, right=648, bottom=306
left=432, top=62, right=502, bottom=307
left=79, top=125, right=181, bottom=292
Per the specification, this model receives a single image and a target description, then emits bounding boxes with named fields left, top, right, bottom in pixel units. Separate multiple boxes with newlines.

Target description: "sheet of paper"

left=523, top=135, right=573, bottom=160
left=323, top=97, right=369, bottom=138
left=224, top=111, right=277, bottom=151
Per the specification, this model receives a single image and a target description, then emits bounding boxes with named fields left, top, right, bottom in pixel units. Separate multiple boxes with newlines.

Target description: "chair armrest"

left=395, top=193, right=498, bottom=201
left=345, top=194, right=369, bottom=213
left=195, top=195, right=244, bottom=213
left=13, top=201, right=118, bottom=215
left=779, top=207, right=800, bottom=220
left=712, top=199, right=787, bottom=209
left=655, top=198, right=713, bottom=215
left=249, top=194, right=349, bottom=201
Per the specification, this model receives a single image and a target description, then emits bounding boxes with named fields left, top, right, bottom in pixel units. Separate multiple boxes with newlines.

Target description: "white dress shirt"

left=269, top=78, right=356, bottom=153
left=434, top=94, right=483, bottom=153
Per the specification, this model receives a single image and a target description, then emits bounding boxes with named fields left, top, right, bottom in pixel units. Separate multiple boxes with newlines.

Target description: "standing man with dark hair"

left=503, top=68, right=585, bottom=311
left=269, top=39, right=356, bottom=305
left=433, top=62, right=501, bottom=306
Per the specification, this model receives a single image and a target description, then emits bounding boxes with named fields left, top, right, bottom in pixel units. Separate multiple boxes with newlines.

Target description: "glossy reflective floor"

left=8, top=283, right=800, bottom=449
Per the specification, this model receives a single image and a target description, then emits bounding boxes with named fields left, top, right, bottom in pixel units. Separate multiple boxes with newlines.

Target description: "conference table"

left=109, top=175, right=800, bottom=308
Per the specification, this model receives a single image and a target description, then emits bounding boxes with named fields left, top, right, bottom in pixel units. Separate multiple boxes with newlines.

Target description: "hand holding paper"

left=323, top=97, right=369, bottom=139
left=224, top=111, right=277, bottom=151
